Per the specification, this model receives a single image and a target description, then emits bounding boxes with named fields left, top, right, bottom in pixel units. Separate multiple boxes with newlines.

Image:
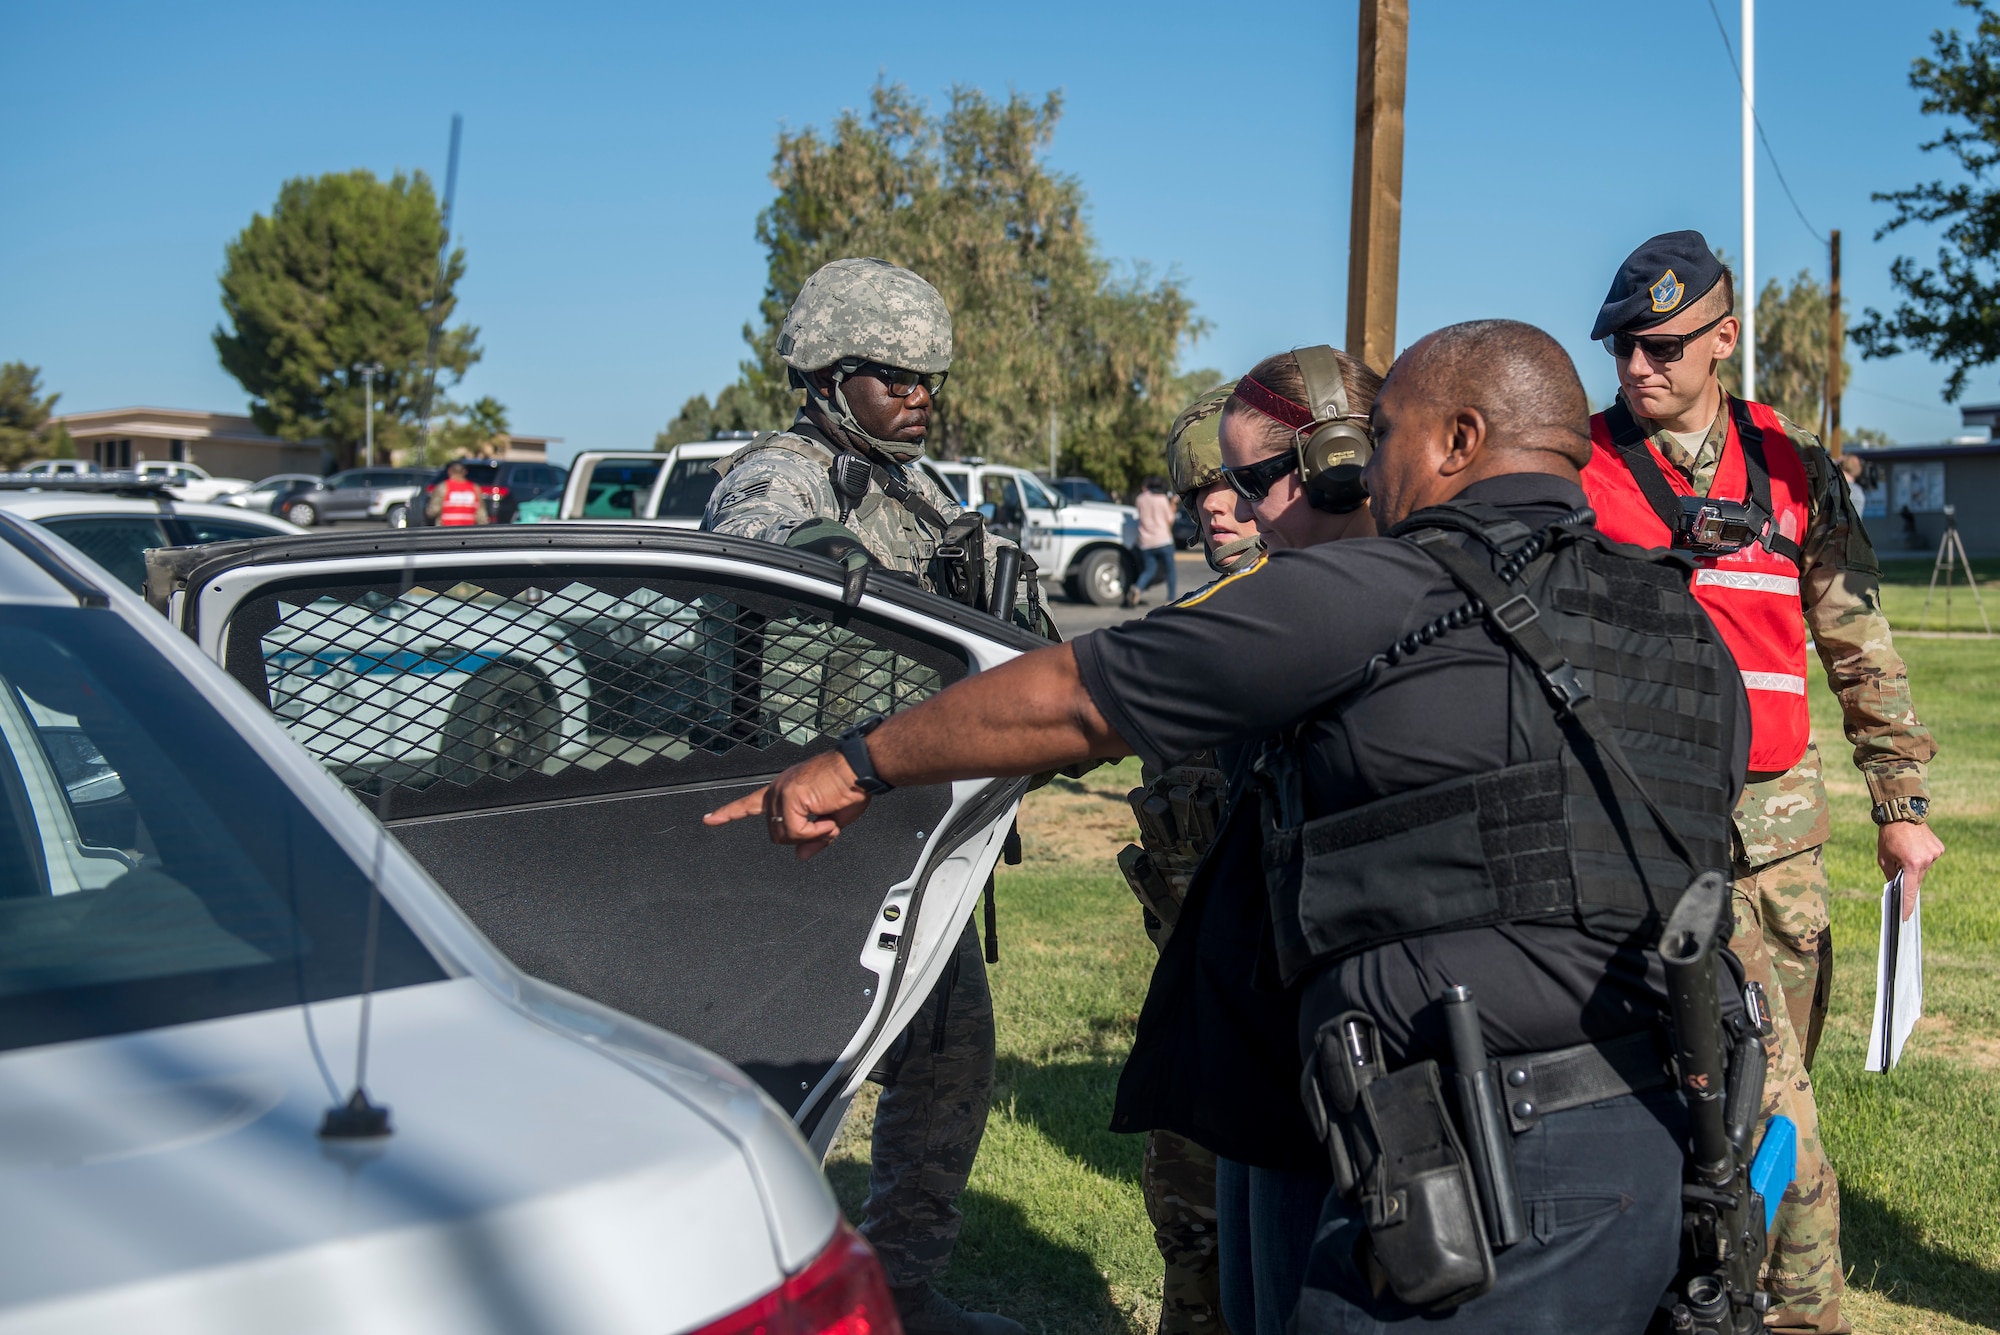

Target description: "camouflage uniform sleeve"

left=1783, top=415, right=1938, bottom=804
left=700, top=449, right=838, bottom=545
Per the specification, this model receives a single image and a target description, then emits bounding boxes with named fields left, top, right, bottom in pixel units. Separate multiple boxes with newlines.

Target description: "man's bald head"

left=1384, top=319, right=1591, bottom=467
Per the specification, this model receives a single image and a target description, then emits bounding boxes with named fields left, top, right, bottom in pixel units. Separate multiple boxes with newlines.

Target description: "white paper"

left=1865, top=872, right=1924, bottom=1072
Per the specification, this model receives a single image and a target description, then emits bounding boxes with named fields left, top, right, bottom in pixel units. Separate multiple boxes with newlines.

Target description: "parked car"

left=930, top=459, right=1140, bottom=606
left=0, top=511, right=905, bottom=1335
left=556, top=438, right=754, bottom=526
left=134, top=459, right=254, bottom=503
left=0, top=483, right=304, bottom=594
left=282, top=467, right=433, bottom=528
left=415, top=459, right=569, bottom=525
left=1046, top=475, right=1114, bottom=506
left=21, top=459, right=100, bottom=478
left=222, top=472, right=323, bottom=515
left=142, top=522, right=1034, bottom=1153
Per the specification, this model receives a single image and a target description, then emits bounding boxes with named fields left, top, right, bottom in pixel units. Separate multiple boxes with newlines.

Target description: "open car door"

left=149, top=526, right=1039, bottom=1151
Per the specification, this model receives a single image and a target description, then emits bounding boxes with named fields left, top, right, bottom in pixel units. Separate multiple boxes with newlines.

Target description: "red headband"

left=1230, top=374, right=1316, bottom=432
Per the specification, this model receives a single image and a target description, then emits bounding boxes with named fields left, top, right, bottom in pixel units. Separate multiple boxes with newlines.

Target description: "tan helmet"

left=777, top=258, right=953, bottom=376
left=776, top=258, right=952, bottom=461
left=1165, top=381, right=1237, bottom=497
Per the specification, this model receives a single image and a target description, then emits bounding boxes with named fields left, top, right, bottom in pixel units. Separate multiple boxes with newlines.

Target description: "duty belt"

left=1492, top=1028, right=1672, bottom=1132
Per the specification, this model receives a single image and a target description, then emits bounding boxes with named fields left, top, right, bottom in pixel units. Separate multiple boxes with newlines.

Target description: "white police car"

left=3, top=514, right=1037, bottom=1333
left=929, top=460, right=1139, bottom=606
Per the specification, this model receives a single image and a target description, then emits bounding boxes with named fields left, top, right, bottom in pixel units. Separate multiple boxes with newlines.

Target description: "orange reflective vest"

left=438, top=477, right=483, bottom=526
left=1581, top=396, right=1811, bottom=775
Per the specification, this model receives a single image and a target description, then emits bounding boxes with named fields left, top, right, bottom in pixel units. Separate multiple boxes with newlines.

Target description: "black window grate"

left=236, top=572, right=958, bottom=818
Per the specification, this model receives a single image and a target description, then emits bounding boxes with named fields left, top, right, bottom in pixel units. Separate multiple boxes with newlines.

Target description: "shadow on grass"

left=1841, top=1185, right=2000, bottom=1329
left=826, top=1155, right=1133, bottom=1335
left=993, top=1050, right=1145, bottom=1185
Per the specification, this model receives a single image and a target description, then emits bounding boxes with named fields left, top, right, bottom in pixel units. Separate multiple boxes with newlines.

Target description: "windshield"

left=1057, top=478, right=1111, bottom=504
left=656, top=458, right=720, bottom=518
left=0, top=607, right=443, bottom=1054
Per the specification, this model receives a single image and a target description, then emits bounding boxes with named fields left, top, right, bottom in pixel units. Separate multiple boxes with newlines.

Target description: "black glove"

left=785, top=518, right=877, bottom=604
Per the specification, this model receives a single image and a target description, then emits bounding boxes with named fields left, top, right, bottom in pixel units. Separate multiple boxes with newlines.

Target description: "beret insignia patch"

left=1650, top=270, right=1685, bottom=313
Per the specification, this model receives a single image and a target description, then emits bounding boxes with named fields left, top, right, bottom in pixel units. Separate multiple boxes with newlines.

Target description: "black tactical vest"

left=1258, top=500, right=1738, bottom=987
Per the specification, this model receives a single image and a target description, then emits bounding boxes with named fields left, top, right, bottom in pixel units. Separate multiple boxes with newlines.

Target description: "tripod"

left=1919, top=505, right=1991, bottom=633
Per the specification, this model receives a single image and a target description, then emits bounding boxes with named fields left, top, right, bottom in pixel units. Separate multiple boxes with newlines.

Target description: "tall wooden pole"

left=1826, top=229, right=1843, bottom=457
left=1346, top=0, right=1409, bottom=375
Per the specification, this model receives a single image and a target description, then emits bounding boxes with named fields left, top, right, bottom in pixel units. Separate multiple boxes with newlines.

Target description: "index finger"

left=703, top=787, right=772, bottom=827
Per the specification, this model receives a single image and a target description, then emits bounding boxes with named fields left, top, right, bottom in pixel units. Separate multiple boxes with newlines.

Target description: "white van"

left=929, top=460, right=1139, bottom=606
left=556, top=439, right=749, bottom=528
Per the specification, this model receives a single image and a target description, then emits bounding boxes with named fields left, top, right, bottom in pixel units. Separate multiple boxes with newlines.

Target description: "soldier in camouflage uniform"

left=1117, top=383, right=1252, bottom=1335
left=703, top=258, right=1027, bottom=1335
left=1584, top=233, right=1944, bottom=1335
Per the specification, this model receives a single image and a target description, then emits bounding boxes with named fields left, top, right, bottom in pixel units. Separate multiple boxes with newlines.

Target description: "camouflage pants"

left=1144, top=1131, right=1230, bottom=1335
left=1731, top=857, right=1848, bottom=1335
left=863, top=920, right=995, bottom=1289
left=1740, top=846, right=1835, bottom=1069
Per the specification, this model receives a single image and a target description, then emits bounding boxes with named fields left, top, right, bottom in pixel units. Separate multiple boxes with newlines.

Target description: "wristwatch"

left=838, top=714, right=894, bottom=795
left=1870, top=796, right=1929, bottom=826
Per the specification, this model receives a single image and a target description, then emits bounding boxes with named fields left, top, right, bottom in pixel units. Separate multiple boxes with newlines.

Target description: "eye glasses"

left=843, top=361, right=949, bottom=397
left=1219, top=450, right=1300, bottom=501
left=1602, top=311, right=1730, bottom=365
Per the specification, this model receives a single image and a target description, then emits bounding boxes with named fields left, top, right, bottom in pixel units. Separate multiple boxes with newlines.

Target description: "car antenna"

left=320, top=111, right=465, bottom=1142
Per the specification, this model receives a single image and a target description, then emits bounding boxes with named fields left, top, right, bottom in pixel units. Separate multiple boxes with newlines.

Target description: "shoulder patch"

left=1171, top=551, right=1268, bottom=608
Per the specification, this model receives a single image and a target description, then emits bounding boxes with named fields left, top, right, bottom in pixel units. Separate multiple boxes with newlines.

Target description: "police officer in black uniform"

left=707, top=319, right=1752, bottom=1334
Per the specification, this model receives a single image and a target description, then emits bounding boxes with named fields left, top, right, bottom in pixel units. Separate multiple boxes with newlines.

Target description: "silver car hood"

left=0, top=976, right=836, bottom=1335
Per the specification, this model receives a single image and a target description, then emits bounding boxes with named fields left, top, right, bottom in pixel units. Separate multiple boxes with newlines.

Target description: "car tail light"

left=481, top=484, right=509, bottom=499
left=685, top=1221, right=901, bottom=1335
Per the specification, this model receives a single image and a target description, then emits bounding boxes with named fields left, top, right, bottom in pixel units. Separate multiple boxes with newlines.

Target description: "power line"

left=1703, top=0, right=1829, bottom=246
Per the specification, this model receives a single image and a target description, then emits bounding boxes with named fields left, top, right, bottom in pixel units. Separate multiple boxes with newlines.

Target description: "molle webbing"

left=1263, top=504, right=1735, bottom=984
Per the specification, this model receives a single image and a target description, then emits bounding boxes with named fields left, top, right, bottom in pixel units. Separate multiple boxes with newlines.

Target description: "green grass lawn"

left=827, top=640, right=2000, bottom=1335
left=1876, top=557, right=1999, bottom=636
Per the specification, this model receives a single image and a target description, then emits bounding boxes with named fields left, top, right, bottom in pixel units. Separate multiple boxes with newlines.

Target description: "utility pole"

left=1346, top=0, right=1409, bottom=375
left=1048, top=406, right=1058, bottom=478
left=1826, top=230, right=1843, bottom=457
left=355, top=362, right=385, bottom=468
left=1740, top=0, right=1757, bottom=403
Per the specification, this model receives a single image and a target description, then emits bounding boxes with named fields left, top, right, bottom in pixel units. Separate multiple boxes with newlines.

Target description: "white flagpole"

left=1741, top=0, right=1757, bottom=403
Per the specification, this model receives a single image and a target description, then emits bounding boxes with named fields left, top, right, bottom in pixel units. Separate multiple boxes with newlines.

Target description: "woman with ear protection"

left=1111, top=345, right=1384, bottom=1335
left=1215, top=346, right=1383, bottom=551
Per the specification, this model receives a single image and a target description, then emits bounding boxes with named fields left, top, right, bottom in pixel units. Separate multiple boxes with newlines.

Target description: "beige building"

left=51, top=407, right=326, bottom=479
left=50, top=407, right=557, bottom=477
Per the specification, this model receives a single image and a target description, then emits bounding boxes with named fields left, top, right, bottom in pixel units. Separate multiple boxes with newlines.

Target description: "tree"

left=1718, top=265, right=1851, bottom=432
left=0, top=363, right=74, bottom=468
left=655, top=382, right=779, bottom=449
left=673, top=82, right=1207, bottom=492
left=1853, top=0, right=2000, bottom=400
left=433, top=395, right=511, bottom=459
left=214, top=170, right=481, bottom=468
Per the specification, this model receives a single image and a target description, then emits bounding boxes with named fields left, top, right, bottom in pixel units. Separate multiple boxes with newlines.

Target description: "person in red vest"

left=1582, top=232, right=1942, bottom=1335
left=426, top=460, right=491, bottom=527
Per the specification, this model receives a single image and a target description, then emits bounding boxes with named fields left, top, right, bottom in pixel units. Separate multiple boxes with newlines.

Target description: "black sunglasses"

left=1219, top=450, right=1300, bottom=501
left=842, top=360, right=948, bottom=397
left=1602, top=311, right=1730, bottom=365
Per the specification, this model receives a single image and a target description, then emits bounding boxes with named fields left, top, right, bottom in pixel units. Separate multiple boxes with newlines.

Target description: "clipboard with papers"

left=1865, top=871, right=1924, bottom=1073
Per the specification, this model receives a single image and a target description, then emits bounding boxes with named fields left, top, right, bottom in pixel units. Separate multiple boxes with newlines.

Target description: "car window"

left=36, top=516, right=170, bottom=593
left=936, top=470, right=971, bottom=504
left=0, top=609, right=443, bottom=1053
left=176, top=517, right=283, bottom=545
left=331, top=473, right=369, bottom=490
left=579, top=461, right=662, bottom=518
left=656, top=459, right=720, bottom=519
left=1017, top=475, right=1057, bottom=509
left=225, top=568, right=968, bottom=820
left=980, top=476, right=1022, bottom=513
left=1059, top=478, right=1113, bottom=504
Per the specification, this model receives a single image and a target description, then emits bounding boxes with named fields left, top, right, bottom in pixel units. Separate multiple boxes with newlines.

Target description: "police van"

left=926, top=460, right=1139, bottom=607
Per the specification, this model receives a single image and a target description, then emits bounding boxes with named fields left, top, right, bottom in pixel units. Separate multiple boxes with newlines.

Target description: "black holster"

left=1302, top=1013, right=1495, bottom=1310
left=929, top=513, right=989, bottom=609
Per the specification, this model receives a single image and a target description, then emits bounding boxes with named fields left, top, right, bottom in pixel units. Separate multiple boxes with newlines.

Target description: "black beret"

left=1591, top=230, right=1727, bottom=341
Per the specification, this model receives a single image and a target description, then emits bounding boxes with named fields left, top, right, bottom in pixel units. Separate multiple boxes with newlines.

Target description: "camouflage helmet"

left=1165, top=381, right=1238, bottom=497
left=777, top=258, right=953, bottom=377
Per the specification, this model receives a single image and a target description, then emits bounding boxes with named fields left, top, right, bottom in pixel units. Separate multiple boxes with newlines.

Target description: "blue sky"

left=2, top=0, right=1986, bottom=464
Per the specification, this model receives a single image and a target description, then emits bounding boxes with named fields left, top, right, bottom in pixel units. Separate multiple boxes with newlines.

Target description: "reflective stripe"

left=1740, top=671, right=1807, bottom=695
left=1694, top=568, right=1800, bottom=596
